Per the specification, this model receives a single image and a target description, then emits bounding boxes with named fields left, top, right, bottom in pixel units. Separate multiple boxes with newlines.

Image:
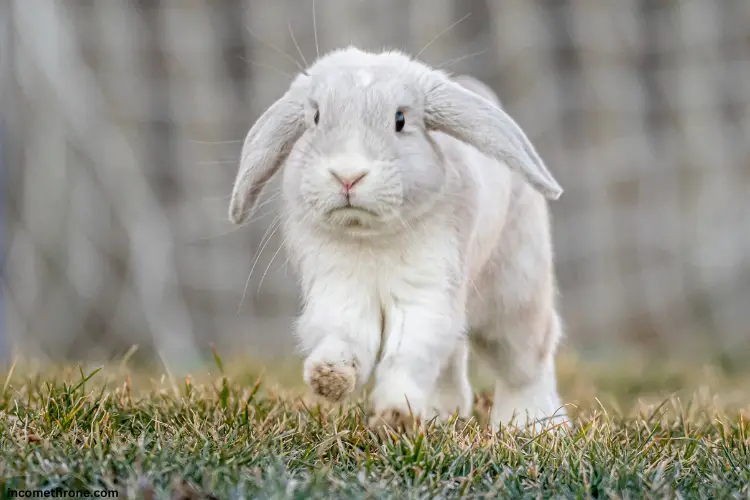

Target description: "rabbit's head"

left=228, top=47, right=562, bottom=234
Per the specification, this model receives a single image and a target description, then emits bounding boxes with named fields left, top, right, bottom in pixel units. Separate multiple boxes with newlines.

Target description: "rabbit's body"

left=230, top=47, right=566, bottom=431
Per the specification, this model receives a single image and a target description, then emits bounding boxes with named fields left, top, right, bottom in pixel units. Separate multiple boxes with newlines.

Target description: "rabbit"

left=228, top=46, right=567, bottom=432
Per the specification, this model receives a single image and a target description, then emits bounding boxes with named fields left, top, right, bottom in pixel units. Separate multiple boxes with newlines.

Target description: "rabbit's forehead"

left=312, top=69, right=420, bottom=107
left=353, top=69, right=375, bottom=87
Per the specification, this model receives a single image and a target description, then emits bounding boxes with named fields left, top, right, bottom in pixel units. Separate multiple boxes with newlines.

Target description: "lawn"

left=1, top=348, right=749, bottom=499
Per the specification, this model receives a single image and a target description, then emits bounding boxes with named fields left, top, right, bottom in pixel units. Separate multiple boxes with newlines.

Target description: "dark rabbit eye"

left=395, top=110, right=405, bottom=132
left=314, top=109, right=320, bottom=125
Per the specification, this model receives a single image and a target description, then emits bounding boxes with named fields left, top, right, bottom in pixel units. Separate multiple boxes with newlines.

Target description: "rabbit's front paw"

left=305, top=360, right=358, bottom=402
left=303, top=340, right=360, bottom=403
left=368, top=408, right=422, bottom=438
left=368, top=371, right=429, bottom=437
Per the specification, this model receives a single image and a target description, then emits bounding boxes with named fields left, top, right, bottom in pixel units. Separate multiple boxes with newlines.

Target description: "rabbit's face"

left=282, top=51, right=445, bottom=234
left=228, top=47, right=562, bottom=229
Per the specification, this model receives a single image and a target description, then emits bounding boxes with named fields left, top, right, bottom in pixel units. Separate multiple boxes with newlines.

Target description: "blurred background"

left=1, top=0, right=749, bottom=374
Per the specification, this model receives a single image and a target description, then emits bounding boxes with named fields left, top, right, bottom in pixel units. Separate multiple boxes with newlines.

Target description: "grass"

left=1, top=349, right=749, bottom=499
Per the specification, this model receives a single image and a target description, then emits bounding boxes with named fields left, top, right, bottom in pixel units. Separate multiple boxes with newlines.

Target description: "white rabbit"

left=228, top=47, right=567, bottom=432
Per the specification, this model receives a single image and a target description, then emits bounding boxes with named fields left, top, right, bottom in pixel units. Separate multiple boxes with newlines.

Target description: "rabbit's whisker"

left=244, top=26, right=305, bottom=73
left=436, top=48, right=489, bottom=70
left=312, top=0, right=320, bottom=59
left=416, top=12, right=472, bottom=59
left=237, top=215, right=283, bottom=313
left=288, top=22, right=309, bottom=69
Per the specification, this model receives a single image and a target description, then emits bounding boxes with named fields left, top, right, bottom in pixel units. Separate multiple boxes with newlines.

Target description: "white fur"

left=355, top=69, right=375, bottom=87
left=228, top=47, right=567, bottom=431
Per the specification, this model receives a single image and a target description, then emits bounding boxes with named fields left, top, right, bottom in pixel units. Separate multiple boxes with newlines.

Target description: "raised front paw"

left=302, top=337, right=364, bottom=403
left=304, top=357, right=359, bottom=403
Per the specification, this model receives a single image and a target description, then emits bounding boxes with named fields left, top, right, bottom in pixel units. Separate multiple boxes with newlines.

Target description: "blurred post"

left=0, top=0, right=12, bottom=365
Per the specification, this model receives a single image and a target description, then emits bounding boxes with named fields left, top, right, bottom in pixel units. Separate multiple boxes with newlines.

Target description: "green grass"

left=1, top=350, right=750, bottom=499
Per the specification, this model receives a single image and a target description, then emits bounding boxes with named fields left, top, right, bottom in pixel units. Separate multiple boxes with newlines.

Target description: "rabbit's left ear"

left=423, top=76, right=563, bottom=200
left=228, top=90, right=306, bottom=224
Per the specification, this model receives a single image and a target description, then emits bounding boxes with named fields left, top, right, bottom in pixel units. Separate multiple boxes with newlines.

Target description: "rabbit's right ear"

left=228, top=91, right=305, bottom=224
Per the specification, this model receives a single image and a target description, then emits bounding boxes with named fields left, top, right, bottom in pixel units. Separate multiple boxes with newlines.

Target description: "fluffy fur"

left=229, top=47, right=567, bottom=431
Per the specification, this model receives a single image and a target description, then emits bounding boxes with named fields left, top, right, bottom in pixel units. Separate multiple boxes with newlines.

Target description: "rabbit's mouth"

left=325, top=205, right=380, bottom=229
left=329, top=205, right=378, bottom=216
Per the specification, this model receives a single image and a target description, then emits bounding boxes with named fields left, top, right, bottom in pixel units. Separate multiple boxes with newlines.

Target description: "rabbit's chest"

left=315, top=229, right=461, bottom=303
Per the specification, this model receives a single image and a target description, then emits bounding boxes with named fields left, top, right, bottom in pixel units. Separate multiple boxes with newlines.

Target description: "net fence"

left=2, top=0, right=749, bottom=370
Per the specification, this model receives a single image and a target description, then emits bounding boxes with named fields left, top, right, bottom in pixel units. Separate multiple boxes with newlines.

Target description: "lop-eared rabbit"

left=229, top=47, right=567, bottom=432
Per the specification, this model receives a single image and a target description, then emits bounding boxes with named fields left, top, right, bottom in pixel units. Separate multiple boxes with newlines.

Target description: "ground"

left=1, top=347, right=749, bottom=499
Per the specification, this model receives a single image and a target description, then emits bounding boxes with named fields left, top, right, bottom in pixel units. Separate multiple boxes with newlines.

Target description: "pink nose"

left=330, top=170, right=368, bottom=192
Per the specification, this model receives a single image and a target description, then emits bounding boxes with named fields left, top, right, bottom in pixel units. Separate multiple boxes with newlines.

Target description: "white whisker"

left=245, top=26, right=305, bottom=73
left=224, top=188, right=282, bottom=226
left=251, top=191, right=282, bottom=213
left=288, top=22, right=309, bottom=70
left=254, top=214, right=283, bottom=261
left=237, top=216, right=283, bottom=314
left=181, top=206, right=277, bottom=245
left=471, top=280, right=484, bottom=302
left=437, top=48, right=488, bottom=70
left=416, top=12, right=472, bottom=59
left=257, top=234, right=289, bottom=297
left=240, top=58, right=295, bottom=79
left=312, top=0, right=320, bottom=59
left=274, top=211, right=311, bottom=277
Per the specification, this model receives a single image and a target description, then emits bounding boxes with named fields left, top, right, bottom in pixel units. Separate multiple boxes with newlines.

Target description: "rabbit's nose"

left=330, top=170, right=368, bottom=192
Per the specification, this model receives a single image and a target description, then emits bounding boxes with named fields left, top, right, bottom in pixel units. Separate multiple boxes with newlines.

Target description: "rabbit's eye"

left=395, top=110, right=405, bottom=132
left=314, top=110, right=320, bottom=125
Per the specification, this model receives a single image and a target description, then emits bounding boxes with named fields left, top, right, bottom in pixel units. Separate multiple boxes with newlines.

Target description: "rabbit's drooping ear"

left=228, top=91, right=305, bottom=224
left=424, top=77, right=563, bottom=200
